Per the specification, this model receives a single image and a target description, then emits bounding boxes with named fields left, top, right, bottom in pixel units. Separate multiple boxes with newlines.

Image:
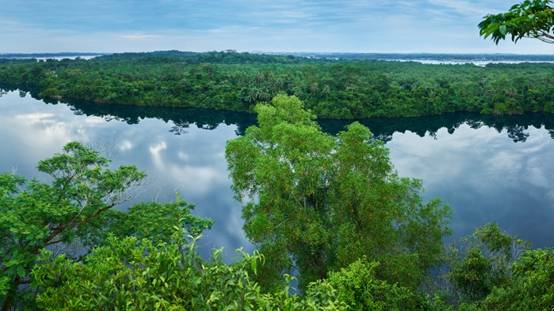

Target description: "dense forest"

left=1, top=50, right=553, bottom=119
left=3, top=0, right=553, bottom=308
left=2, top=95, right=554, bottom=310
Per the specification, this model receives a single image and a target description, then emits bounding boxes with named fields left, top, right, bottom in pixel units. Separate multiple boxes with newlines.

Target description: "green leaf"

left=16, top=266, right=26, bottom=278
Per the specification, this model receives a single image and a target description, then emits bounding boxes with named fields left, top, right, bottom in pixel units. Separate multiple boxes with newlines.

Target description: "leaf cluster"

left=479, top=0, right=554, bottom=44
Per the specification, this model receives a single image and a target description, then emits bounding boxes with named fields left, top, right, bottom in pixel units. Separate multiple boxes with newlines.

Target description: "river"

left=1, top=90, right=553, bottom=259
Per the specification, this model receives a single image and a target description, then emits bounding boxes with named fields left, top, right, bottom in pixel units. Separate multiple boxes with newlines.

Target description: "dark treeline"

left=5, top=88, right=553, bottom=143
left=320, top=112, right=554, bottom=143
left=1, top=50, right=553, bottom=119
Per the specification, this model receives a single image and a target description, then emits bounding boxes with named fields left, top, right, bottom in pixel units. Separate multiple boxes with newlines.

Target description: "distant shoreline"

left=1, top=51, right=553, bottom=63
left=0, top=52, right=106, bottom=58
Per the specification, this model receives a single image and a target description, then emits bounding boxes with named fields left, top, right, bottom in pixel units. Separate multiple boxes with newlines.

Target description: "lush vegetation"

left=479, top=0, right=553, bottom=44
left=226, top=95, right=450, bottom=290
left=1, top=51, right=554, bottom=119
left=2, top=95, right=553, bottom=310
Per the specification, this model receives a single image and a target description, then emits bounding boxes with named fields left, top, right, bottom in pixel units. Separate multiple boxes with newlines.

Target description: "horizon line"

left=1, top=50, right=554, bottom=56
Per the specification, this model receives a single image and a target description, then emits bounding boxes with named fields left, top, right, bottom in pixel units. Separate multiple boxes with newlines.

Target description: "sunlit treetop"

left=479, top=0, right=554, bottom=44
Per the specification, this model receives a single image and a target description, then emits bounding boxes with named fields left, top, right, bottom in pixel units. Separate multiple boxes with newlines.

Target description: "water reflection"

left=5, top=88, right=257, bottom=136
left=1, top=90, right=554, bottom=254
left=0, top=91, right=251, bottom=259
left=319, top=114, right=554, bottom=143
left=9, top=89, right=554, bottom=144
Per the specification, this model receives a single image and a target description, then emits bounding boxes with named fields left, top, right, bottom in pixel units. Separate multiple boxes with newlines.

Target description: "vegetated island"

left=0, top=50, right=553, bottom=119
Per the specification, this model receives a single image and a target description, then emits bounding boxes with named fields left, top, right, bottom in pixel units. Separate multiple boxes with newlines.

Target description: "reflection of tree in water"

left=5, top=88, right=554, bottom=143
left=506, top=126, right=530, bottom=143
left=169, top=125, right=189, bottom=136
left=57, top=98, right=257, bottom=136
left=320, top=113, right=554, bottom=143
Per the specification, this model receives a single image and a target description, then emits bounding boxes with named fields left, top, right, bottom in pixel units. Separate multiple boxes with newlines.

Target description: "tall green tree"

left=225, top=94, right=450, bottom=290
left=479, top=0, right=554, bottom=44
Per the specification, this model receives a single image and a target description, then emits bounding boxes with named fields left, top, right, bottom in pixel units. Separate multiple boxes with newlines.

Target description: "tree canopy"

left=1, top=52, right=554, bottom=119
left=226, top=94, right=451, bottom=290
left=0, top=142, right=211, bottom=310
left=0, top=141, right=438, bottom=310
left=479, top=0, right=554, bottom=44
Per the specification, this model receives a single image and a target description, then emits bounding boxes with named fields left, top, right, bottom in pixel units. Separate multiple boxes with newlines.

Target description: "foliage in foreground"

left=479, top=0, right=554, bottom=44
left=0, top=140, right=433, bottom=310
left=0, top=142, right=210, bottom=309
left=1, top=96, right=554, bottom=310
left=32, top=236, right=432, bottom=311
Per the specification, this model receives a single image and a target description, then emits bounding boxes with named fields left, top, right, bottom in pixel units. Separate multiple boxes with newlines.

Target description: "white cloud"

left=121, top=34, right=163, bottom=40
left=0, top=0, right=552, bottom=53
left=118, top=140, right=134, bottom=152
left=428, top=0, right=490, bottom=16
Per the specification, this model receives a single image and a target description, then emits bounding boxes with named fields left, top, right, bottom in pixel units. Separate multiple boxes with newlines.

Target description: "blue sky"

left=1, top=0, right=552, bottom=53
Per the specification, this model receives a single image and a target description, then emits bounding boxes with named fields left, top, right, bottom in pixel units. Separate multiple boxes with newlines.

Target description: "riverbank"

left=1, top=51, right=553, bottom=119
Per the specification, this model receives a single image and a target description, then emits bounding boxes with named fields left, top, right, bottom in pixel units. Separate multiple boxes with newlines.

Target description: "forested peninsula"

left=1, top=50, right=553, bottom=119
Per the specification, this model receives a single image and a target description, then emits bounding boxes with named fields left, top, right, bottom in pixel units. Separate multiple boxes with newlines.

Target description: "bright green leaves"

left=484, top=249, right=554, bottom=310
left=0, top=142, right=209, bottom=310
left=109, top=199, right=213, bottom=244
left=226, top=95, right=450, bottom=290
left=227, top=95, right=337, bottom=288
left=254, top=94, right=318, bottom=136
left=0, top=142, right=144, bottom=308
left=479, top=0, right=554, bottom=44
left=307, top=260, right=434, bottom=311
left=32, top=235, right=284, bottom=310
left=30, top=236, right=430, bottom=311
left=37, top=141, right=145, bottom=213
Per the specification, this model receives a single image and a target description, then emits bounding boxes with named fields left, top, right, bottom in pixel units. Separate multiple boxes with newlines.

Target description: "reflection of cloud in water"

left=148, top=140, right=222, bottom=195
left=15, top=112, right=57, bottom=124
left=118, top=140, right=134, bottom=152
left=2, top=90, right=554, bottom=256
left=0, top=91, right=251, bottom=259
left=388, top=122, right=554, bottom=247
left=488, top=151, right=523, bottom=173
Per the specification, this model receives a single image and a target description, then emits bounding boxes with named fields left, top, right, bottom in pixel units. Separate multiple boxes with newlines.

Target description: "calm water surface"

left=1, top=90, right=554, bottom=258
